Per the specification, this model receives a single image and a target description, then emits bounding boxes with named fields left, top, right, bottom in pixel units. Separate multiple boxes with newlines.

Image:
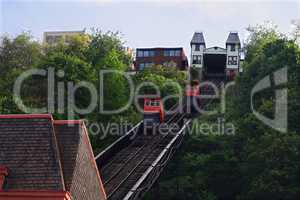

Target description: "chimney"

left=0, top=166, right=8, bottom=191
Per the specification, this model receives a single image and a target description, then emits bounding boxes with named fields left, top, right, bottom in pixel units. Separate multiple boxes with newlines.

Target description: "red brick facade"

left=134, top=47, right=189, bottom=70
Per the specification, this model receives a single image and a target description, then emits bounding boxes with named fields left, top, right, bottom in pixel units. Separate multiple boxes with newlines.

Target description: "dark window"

left=149, top=51, right=155, bottom=57
left=230, top=45, right=235, bottom=51
left=175, top=50, right=181, bottom=56
left=195, top=44, right=200, bottom=51
left=228, top=56, right=238, bottom=65
left=192, top=55, right=201, bottom=64
left=137, top=50, right=155, bottom=57
left=164, top=50, right=180, bottom=57
left=164, top=50, right=169, bottom=57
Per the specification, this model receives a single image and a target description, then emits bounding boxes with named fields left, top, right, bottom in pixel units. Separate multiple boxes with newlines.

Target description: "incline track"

left=98, top=78, right=226, bottom=200
left=101, top=105, right=185, bottom=200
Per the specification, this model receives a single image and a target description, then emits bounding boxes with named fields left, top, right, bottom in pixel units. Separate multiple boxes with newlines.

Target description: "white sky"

left=1, top=0, right=300, bottom=56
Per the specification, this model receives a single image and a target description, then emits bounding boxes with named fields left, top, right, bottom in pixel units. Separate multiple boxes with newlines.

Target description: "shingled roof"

left=54, top=120, right=106, bottom=200
left=0, top=114, right=65, bottom=190
left=226, top=32, right=241, bottom=44
left=190, top=32, right=205, bottom=45
left=0, top=114, right=106, bottom=200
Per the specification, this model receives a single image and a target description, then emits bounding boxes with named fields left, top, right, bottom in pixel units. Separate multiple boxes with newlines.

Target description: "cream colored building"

left=43, top=30, right=85, bottom=44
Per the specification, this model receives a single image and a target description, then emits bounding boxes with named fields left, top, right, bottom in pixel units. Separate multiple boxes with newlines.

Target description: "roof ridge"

left=0, top=114, right=53, bottom=119
left=54, top=120, right=83, bottom=125
left=49, top=118, right=67, bottom=191
left=81, top=121, right=107, bottom=199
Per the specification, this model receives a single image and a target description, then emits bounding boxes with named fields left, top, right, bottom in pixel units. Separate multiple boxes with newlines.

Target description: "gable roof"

left=0, top=114, right=65, bottom=190
left=54, top=120, right=106, bottom=200
left=191, top=32, right=205, bottom=45
left=0, top=115, right=106, bottom=200
left=226, top=32, right=241, bottom=44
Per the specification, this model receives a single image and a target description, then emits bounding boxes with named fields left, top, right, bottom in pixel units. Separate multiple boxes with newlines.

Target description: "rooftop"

left=0, top=114, right=106, bottom=200
left=190, top=32, right=206, bottom=45
left=226, top=32, right=241, bottom=44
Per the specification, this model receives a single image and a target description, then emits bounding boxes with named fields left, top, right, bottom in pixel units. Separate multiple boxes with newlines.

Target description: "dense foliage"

left=152, top=25, right=300, bottom=200
left=0, top=31, right=187, bottom=154
left=1, top=24, right=299, bottom=199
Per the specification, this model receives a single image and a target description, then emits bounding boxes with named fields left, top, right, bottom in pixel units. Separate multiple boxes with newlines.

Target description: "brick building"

left=0, top=114, right=106, bottom=200
left=134, top=47, right=189, bottom=70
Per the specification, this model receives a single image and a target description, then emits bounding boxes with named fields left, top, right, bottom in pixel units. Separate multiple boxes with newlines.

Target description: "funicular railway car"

left=143, top=98, right=165, bottom=127
left=185, top=80, right=200, bottom=116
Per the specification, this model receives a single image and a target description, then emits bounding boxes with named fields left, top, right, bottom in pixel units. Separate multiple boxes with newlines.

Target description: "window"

left=145, top=62, right=154, bottom=68
left=192, top=55, right=201, bottom=64
left=195, top=44, right=200, bottom=51
left=163, top=61, right=177, bottom=67
left=139, top=63, right=145, bottom=70
left=230, top=45, right=236, bottom=51
left=151, top=101, right=160, bottom=106
left=139, top=62, right=154, bottom=70
left=164, top=50, right=169, bottom=56
left=149, top=51, right=155, bottom=57
left=170, top=50, right=175, bottom=56
left=146, top=100, right=160, bottom=106
left=137, top=50, right=144, bottom=57
left=137, top=50, right=155, bottom=57
left=228, top=56, right=238, bottom=65
left=164, top=50, right=181, bottom=57
left=144, top=51, right=149, bottom=57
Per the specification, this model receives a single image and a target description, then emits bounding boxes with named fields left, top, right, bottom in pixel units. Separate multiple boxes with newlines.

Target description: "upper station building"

left=190, top=31, right=242, bottom=79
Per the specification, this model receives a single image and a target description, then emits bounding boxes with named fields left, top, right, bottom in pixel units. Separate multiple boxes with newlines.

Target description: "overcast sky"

left=1, top=0, right=299, bottom=55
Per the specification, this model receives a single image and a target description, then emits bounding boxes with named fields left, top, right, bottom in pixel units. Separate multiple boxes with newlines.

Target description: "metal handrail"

left=123, top=119, right=191, bottom=200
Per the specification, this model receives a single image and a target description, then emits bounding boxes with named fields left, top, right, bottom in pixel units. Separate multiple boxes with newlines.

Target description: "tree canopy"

left=152, top=24, right=300, bottom=200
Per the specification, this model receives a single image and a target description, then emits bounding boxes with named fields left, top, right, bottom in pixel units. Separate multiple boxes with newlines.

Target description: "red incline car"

left=186, top=80, right=200, bottom=97
left=143, top=98, right=165, bottom=124
left=185, top=80, right=200, bottom=115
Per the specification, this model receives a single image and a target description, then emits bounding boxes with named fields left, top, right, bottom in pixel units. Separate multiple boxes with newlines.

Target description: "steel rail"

left=98, top=102, right=180, bottom=173
left=107, top=111, right=185, bottom=199
left=122, top=80, right=225, bottom=200
left=103, top=103, right=180, bottom=184
left=123, top=118, right=191, bottom=200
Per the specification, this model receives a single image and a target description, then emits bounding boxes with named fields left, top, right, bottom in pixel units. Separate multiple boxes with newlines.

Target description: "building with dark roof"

left=191, top=32, right=206, bottom=45
left=226, top=32, right=241, bottom=44
left=0, top=114, right=106, bottom=200
left=190, top=31, right=242, bottom=80
left=134, top=47, right=189, bottom=71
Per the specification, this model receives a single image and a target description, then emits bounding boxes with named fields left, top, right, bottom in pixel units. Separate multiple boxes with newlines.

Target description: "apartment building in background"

left=43, top=30, right=85, bottom=44
left=134, top=47, right=189, bottom=71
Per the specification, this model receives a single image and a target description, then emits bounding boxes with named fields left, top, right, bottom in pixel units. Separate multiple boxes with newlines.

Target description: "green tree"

left=156, top=24, right=300, bottom=200
left=0, top=33, right=42, bottom=113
